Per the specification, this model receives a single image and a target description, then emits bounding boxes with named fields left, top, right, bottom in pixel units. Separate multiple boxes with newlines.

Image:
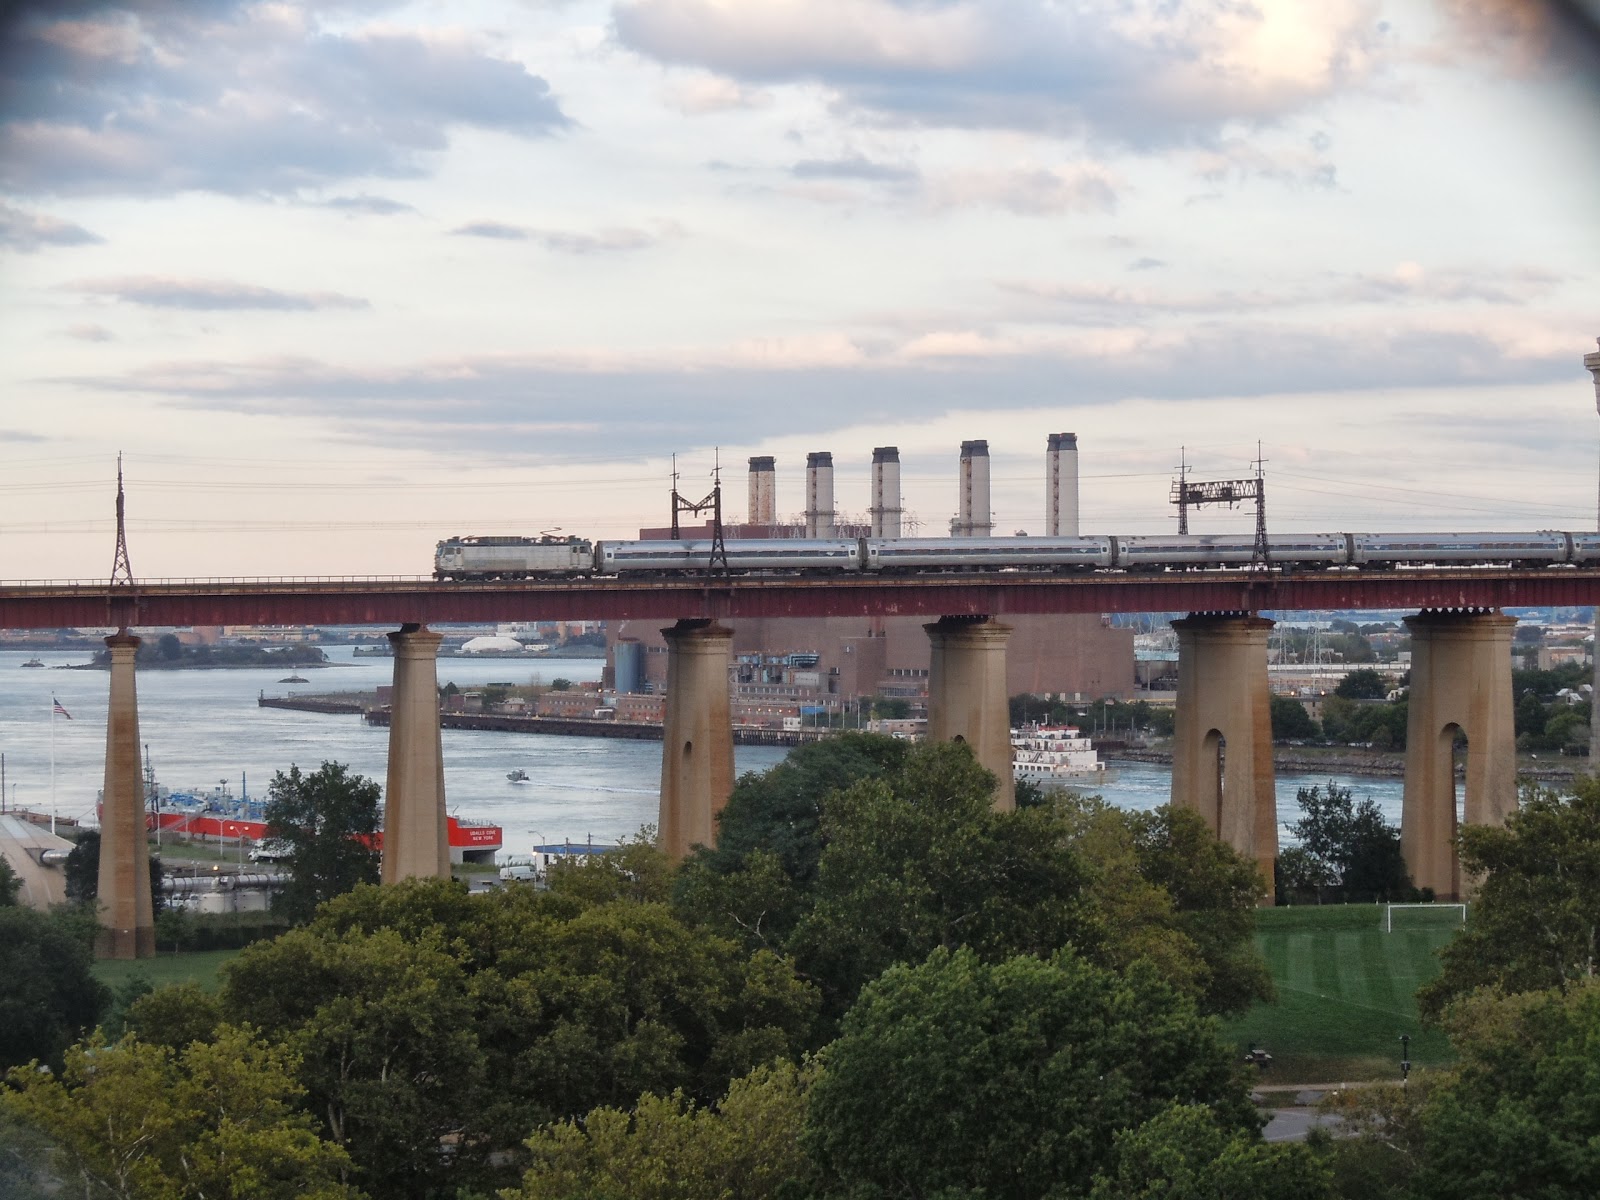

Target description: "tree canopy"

left=2, top=1027, right=358, bottom=1200
left=0, top=905, right=109, bottom=1073
left=803, top=946, right=1259, bottom=1200
left=1418, top=779, right=1600, bottom=1020
left=1283, top=782, right=1410, bottom=905
left=263, top=761, right=381, bottom=924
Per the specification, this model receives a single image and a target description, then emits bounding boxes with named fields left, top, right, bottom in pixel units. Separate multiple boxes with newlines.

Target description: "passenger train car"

left=434, top=531, right=1600, bottom=580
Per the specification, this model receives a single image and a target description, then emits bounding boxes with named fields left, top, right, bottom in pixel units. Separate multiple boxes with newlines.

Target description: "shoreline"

left=1113, top=747, right=1577, bottom=782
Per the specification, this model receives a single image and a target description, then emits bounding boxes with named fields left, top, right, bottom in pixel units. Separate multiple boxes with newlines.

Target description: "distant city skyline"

left=2, top=0, right=1598, bottom=579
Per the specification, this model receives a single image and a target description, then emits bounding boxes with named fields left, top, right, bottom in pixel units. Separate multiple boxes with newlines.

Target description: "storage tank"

left=870, top=446, right=902, bottom=538
left=955, top=440, right=992, bottom=537
left=805, top=452, right=836, bottom=537
left=613, top=639, right=643, bottom=695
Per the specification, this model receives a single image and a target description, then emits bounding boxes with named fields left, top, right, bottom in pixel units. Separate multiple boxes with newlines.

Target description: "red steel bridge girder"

left=4, top=570, right=1600, bottom=630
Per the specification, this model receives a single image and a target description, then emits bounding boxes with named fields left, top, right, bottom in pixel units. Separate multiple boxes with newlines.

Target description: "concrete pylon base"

left=1401, top=611, right=1516, bottom=901
left=1170, top=614, right=1276, bottom=904
left=382, top=624, right=450, bottom=883
left=96, top=631, right=154, bottom=959
left=925, top=616, right=1014, bottom=810
left=658, top=619, right=736, bottom=860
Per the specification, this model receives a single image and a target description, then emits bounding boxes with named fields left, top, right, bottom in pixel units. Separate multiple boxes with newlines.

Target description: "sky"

left=2, top=0, right=1598, bottom=580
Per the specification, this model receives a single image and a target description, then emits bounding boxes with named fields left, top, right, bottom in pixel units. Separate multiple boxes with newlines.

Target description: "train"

left=432, top=531, right=1600, bottom=581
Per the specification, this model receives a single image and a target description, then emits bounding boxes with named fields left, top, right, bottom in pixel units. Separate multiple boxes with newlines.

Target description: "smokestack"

left=805, top=452, right=835, bottom=537
left=870, top=447, right=902, bottom=538
left=747, top=456, right=776, bottom=526
left=956, top=440, right=992, bottom=537
left=1047, top=433, right=1079, bottom=537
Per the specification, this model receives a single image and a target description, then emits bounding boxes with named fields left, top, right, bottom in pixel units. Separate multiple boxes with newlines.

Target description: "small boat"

left=1011, top=724, right=1116, bottom=791
left=507, top=769, right=530, bottom=784
left=20, top=657, right=44, bottom=668
left=279, top=674, right=309, bottom=683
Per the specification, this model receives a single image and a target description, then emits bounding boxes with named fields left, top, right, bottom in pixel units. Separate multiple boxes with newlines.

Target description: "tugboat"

left=1011, top=725, right=1115, bottom=791
left=507, top=769, right=530, bottom=784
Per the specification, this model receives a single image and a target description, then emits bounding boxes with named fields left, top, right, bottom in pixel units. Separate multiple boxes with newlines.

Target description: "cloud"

left=791, top=155, right=918, bottom=183
left=0, top=202, right=103, bottom=251
left=1193, top=137, right=1339, bottom=189
left=0, top=3, right=571, bottom=196
left=66, top=276, right=371, bottom=311
left=64, top=323, right=114, bottom=341
left=614, top=0, right=1388, bottom=145
left=52, top=320, right=1574, bottom=458
left=452, top=220, right=529, bottom=240
left=0, top=429, right=49, bottom=443
left=451, top=221, right=680, bottom=253
left=1002, top=261, right=1563, bottom=319
left=1128, top=258, right=1166, bottom=271
left=926, top=165, right=1118, bottom=215
left=320, top=194, right=416, bottom=215
left=662, top=73, right=774, bottom=114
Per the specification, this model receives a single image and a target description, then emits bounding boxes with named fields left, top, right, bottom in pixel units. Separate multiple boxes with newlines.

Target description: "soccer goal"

left=1383, top=903, right=1467, bottom=933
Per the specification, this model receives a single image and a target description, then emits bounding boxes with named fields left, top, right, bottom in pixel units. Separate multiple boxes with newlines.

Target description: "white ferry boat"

left=1011, top=724, right=1115, bottom=790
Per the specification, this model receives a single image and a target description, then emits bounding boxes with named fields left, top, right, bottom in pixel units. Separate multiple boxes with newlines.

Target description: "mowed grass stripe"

left=1284, top=933, right=1317, bottom=995
left=1221, top=904, right=1464, bottom=1074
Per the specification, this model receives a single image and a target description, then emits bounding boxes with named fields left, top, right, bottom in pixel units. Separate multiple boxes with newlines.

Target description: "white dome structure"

left=460, top=635, right=527, bottom=654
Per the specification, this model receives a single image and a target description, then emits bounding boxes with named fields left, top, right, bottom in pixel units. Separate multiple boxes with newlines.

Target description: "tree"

left=1288, top=782, right=1409, bottom=903
left=803, top=946, right=1259, bottom=1200
left=125, top=982, right=225, bottom=1051
left=1335, top=668, right=1390, bottom=700
left=157, top=632, right=183, bottom=660
left=1270, top=695, right=1320, bottom=741
left=2, top=1027, right=359, bottom=1200
left=63, top=830, right=166, bottom=915
left=1418, top=779, right=1600, bottom=1020
left=787, top=743, right=1097, bottom=1019
left=508, top=1062, right=814, bottom=1200
left=0, top=856, right=19, bottom=906
left=1089, top=1103, right=1333, bottom=1200
left=550, top=677, right=572, bottom=691
left=264, top=761, right=380, bottom=925
left=0, top=906, right=110, bottom=1073
left=1410, top=984, right=1600, bottom=1199
left=221, top=879, right=819, bottom=1197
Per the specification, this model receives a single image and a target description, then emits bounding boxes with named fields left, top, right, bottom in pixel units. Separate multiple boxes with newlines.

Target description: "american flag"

left=52, top=697, right=72, bottom=719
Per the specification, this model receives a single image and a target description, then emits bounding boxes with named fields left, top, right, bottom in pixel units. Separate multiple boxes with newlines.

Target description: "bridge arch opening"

left=1198, top=729, right=1225, bottom=833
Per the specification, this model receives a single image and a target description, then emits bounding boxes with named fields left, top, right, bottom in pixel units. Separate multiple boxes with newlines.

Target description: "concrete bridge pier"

left=382, top=624, right=450, bottom=883
left=1401, top=610, right=1517, bottom=901
left=1170, top=614, right=1276, bottom=902
left=97, top=630, right=155, bottom=958
left=925, top=616, right=1015, bottom=810
left=658, top=619, right=735, bottom=860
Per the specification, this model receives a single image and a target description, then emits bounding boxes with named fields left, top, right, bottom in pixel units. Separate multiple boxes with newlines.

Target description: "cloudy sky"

left=2, top=0, right=1598, bottom=580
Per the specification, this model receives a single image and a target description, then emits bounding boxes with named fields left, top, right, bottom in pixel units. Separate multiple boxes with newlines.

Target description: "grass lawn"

left=1220, top=903, right=1466, bottom=1083
left=93, top=948, right=242, bottom=995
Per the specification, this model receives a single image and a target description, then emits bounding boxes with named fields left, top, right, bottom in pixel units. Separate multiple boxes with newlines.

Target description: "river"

left=0, top=645, right=1404, bottom=857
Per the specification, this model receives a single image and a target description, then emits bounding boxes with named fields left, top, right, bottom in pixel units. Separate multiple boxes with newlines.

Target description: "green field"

left=93, top=948, right=241, bottom=994
left=1221, top=903, right=1466, bottom=1082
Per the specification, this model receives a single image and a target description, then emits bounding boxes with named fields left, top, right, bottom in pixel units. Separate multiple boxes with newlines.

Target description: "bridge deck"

left=2, top=567, right=1597, bottom=629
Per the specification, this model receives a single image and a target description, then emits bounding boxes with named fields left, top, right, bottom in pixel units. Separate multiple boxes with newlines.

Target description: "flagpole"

left=49, top=695, right=56, bottom=833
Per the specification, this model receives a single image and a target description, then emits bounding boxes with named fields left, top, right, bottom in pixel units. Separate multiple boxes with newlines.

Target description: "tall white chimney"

left=805, top=452, right=836, bottom=537
left=747, top=456, right=776, bottom=526
left=1047, top=432, right=1079, bottom=536
left=956, top=440, right=992, bottom=537
left=869, top=446, right=902, bottom=538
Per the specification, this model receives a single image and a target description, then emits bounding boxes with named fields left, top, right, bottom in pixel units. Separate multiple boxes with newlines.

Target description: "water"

left=0, top=646, right=1403, bottom=856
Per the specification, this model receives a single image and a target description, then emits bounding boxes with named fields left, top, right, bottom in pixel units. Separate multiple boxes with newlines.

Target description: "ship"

left=507, top=769, right=530, bottom=784
left=99, top=775, right=503, bottom=864
left=20, top=657, right=44, bottom=668
left=1011, top=725, right=1115, bottom=791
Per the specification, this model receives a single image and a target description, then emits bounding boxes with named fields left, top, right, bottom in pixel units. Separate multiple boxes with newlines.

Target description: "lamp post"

left=1588, top=339, right=1600, bottom=770
left=1398, top=1033, right=1412, bottom=1089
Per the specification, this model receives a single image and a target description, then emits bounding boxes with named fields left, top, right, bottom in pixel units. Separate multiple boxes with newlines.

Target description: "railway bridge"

left=6, top=565, right=1590, bottom=957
